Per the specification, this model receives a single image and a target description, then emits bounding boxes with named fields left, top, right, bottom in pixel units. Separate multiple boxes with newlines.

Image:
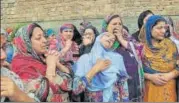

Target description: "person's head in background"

left=79, top=20, right=92, bottom=35
left=60, top=23, right=82, bottom=45
left=164, top=16, right=174, bottom=38
left=102, top=14, right=123, bottom=34
left=80, top=24, right=99, bottom=46
left=138, top=10, right=154, bottom=30
left=165, top=17, right=179, bottom=39
left=45, top=28, right=56, bottom=41
left=1, top=29, right=7, bottom=67
left=6, top=27, right=13, bottom=35
left=145, top=15, right=167, bottom=48
left=123, top=25, right=129, bottom=33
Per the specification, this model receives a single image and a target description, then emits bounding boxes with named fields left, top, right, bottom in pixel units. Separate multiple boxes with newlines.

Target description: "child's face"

left=48, top=34, right=56, bottom=41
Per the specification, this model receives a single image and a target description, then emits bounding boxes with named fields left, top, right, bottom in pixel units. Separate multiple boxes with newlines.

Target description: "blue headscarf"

left=45, top=28, right=55, bottom=37
left=73, top=32, right=128, bottom=102
left=145, top=15, right=166, bottom=48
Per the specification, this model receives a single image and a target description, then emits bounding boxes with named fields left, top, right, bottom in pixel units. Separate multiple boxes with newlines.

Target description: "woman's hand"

left=1, top=76, right=20, bottom=98
left=45, top=50, right=60, bottom=81
left=59, top=40, right=73, bottom=57
left=65, top=40, right=73, bottom=50
left=1, top=76, right=35, bottom=102
left=82, top=35, right=94, bottom=46
left=86, top=59, right=111, bottom=83
left=113, top=27, right=129, bottom=49
left=46, top=50, right=59, bottom=66
left=148, top=73, right=167, bottom=86
left=95, top=59, right=111, bottom=72
left=113, top=27, right=123, bottom=37
left=160, top=70, right=179, bottom=82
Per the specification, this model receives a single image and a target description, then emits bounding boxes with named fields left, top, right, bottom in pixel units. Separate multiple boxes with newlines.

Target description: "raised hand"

left=95, top=59, right=111, bottom=72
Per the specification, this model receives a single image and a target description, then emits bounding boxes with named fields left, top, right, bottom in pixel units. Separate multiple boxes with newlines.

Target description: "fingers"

left=154, top=75, right=167, bottom=85
left=104, top=59, right=111, bottom=65
left=47, top=50, right=59, bottom=56
left=157, top=79, right=167, bottom=85
left=158, top=75, right=168, bottom=82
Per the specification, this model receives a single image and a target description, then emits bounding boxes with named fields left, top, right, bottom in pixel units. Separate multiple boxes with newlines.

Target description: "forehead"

left=154, top=21, right=166, bottom=26
left=109, top=17, right=121, bottom=24
left=32, top=27, right=44, bottom=36
left=62, top=28, right=73, bottom=32
left=84, top=28, right=94, bottom=33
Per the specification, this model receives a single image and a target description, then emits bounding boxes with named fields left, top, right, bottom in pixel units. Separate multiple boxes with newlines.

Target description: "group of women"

left=1, top=10, right=179, bottom=102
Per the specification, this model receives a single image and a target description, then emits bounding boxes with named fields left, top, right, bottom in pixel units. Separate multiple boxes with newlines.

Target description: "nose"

left=0, top=48, right=6, bottom=62
left=42, top=36, right=47, bottom=43
left=67, top=31, right=72, bottom=35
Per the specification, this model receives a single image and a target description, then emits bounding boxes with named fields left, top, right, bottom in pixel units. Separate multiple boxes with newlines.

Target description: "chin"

left=159, top=37, right=165, bottom=40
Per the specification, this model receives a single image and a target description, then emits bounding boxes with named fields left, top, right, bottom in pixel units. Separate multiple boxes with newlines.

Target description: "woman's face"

left=0, top=34, right=7, bottom=66
left=82, top=28, right=95, bottom=45
left=151, top=21, right=166, bottom=40
left=48, top=34, right=56, bottom=41
left=107, top=17, right=123, bottom=34
left=143, top=13, right=153, bottom=24
left=31, top=27, right=47, bottom=55
left=100, top=32, right=116, bottom=49
left=61, top=29, right=74, bottom=41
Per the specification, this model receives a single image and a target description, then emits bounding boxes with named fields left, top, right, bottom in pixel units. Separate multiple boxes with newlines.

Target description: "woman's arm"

left=73, top=59, right=111, bottom=95
left=160, top=69, right=179, bottom=82
left=10, top=89, right=35, bottom=102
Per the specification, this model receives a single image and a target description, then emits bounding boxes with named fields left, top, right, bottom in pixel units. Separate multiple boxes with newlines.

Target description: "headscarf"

left=13, top=23, right=45, bottom=62
left=101, top=14, right=123, bottom=33
left=59, top=23, right=82, bottom=45
left=143, top=15, right=178, bottom=73
left=101, top=14, right=123, bottom=49
left=11, top=23, right=51, bottom=102
left=73, top=32, right=129, bottom=102
left=145, top=15, right=166, bottom=49
left=45, top=28, right=55, bottom=37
